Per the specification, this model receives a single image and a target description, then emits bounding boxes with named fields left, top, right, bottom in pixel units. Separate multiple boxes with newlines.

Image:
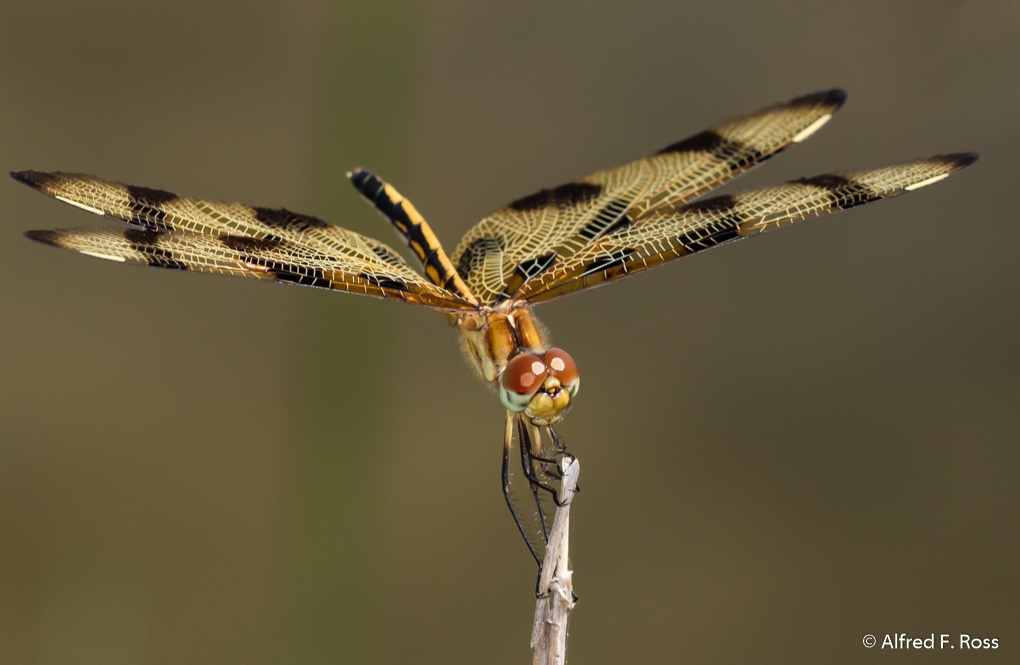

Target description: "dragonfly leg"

left=548, top=425, right=568, bottom=453
left=525, top=423, right=580, bottom=506
left=518, top=420, right=562, bottom=497
left=502, top=414, right=577, bottom=568
left=503, top=412, right=544, bottom=568
left=516, top=420, right=557, bottom=546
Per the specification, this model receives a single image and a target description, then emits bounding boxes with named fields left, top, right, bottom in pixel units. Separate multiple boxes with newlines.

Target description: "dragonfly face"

left=499, top=347, right=580, bottom=426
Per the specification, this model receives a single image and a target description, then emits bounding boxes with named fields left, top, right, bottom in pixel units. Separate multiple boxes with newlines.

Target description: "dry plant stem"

left=531, top=454, right=579, bottom=665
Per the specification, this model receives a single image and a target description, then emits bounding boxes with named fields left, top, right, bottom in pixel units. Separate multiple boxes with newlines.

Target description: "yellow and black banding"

left=349, top=168, right=477, bottom=305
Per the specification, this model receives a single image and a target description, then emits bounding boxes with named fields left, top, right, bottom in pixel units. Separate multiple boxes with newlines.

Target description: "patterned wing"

left=514, top=154, right=978, bottom=303
left=14, top=171, right=476, bottom=311
left=452, top=90, right=847, bottom=305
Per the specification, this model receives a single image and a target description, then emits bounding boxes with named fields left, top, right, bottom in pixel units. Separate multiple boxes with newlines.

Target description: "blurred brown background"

left=1, top=1, right=1016, bottom=664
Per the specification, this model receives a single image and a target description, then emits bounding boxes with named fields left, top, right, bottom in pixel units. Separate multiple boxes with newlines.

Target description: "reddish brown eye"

left=501, top=353, right=546, bottom=395
left=544, top=347, right=578, bottom=387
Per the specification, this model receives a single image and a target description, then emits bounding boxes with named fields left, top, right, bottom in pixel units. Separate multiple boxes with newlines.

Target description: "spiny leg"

left=502, top=413, right=573, bottom=568
left=503, top=412, right=544, bottom=567
left=546, top=425, right=579, bottom=497
left=548, top=426, right=568, bottom=453
left=518, top=420, right=555, bottom=545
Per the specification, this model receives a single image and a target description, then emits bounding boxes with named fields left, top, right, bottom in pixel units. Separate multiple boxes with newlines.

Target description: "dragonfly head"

left=498, top=347, right=580, bottom=426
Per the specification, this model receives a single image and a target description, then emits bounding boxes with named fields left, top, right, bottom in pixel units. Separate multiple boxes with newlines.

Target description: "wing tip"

left=24, top=228, right=62, bottom=247
left=11, top=170, right=56, bottom=191
left=935, top=152, right=979, bottom=170
left=790, top=88, right=847, bottom=111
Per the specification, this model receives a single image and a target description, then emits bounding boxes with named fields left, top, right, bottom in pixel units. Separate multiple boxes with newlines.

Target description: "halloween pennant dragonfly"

left=15, top=90, right=976, bottom=566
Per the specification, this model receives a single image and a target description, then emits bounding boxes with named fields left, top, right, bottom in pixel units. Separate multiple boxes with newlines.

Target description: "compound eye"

left=544, top=347, right=579, bottom=388
left=499, top=353, right=546, bottom=413
left=501, top=353, right=546, bottom=395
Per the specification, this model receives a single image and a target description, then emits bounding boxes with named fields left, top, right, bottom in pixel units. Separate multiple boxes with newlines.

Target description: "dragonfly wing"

left=516, top=153, right=978, bottom=303
left=15, top=171, right=476, bottom=311
left=452, top=90, right=846, bottom=305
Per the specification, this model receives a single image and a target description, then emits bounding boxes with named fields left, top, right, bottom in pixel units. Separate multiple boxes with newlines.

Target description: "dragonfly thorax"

left=456, top=303, right=580, bottom=425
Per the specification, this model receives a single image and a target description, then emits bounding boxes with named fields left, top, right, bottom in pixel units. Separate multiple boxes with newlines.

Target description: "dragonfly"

left=14, top=89, right=975, bottom=567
